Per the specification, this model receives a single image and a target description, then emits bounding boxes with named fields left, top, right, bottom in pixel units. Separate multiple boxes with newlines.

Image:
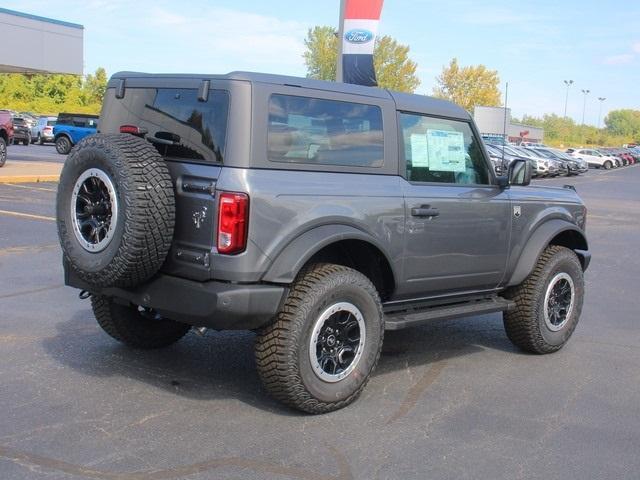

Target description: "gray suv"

left=56, top=72, right=590, bottom=413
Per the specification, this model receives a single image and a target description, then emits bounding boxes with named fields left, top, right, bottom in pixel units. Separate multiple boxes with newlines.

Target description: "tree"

left=433, top=58, right=501, bottom=112
left=605, top=109, right=640, bottom=139
left=303, top=26, right=337, bottom=82
left=83, top=67, right=108, bottom=105
left=373, top=36, right=420, bottom=93
left=302, top=26, right=420, bottom=93
left=0, top=68, right=108, bottom=114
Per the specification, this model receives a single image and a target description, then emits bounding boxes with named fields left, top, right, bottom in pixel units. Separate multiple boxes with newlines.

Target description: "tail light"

left=217, top=192, right=249, bottom=254
left=119, top=125, right=148, bottom=137
left=44, top=127, right=52, bottom=132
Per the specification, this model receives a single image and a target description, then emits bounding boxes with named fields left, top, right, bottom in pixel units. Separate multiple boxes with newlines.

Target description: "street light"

left=597, top=97, right=606, bottom=129
left=563, top=80, right=574, bottom=118
left=581, top=89, right=590, bottom=125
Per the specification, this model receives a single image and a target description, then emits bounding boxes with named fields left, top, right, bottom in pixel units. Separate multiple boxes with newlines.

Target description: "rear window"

left=105, top=88, right=229, bottom=163
left=47, top=120, right=56, bottom=126
left=267, top=94, right=384, bottom=168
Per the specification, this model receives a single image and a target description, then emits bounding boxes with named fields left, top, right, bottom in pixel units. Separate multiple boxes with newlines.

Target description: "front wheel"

left=91, top=295, right=191, bottom=349
left=255, top=264, right=384, bottom=413
left=503, top=245, right=584, bottom=354
left=603, top=161, right=612, bottom=170
left=55, top=136, right=72, bottom=154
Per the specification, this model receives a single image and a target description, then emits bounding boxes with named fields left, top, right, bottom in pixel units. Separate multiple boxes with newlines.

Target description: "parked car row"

left=0, top=111, right=99, bottom=154
left=484, top=139, right=639, bottom=179
left=567, top=147, right=637, bottom=169
left=485, top=144, right=587, bottom=178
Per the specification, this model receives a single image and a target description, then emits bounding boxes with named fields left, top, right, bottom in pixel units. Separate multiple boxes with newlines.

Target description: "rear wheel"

left=91, top=295, right=190, bottom=349
left=23, top=134, right=30, bottom=146
left=255, top=263, right=384, bottom=413
left=603, top=161, right=612, bottom=170
left=55, top=136, right=72, bottom=154
left=503, top=245, right=584, bottom=354
left=38, top=133, right=44, bottom=145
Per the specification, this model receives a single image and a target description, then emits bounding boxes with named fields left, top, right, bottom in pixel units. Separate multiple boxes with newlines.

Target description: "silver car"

left=31, top=116, right=57, bottom=145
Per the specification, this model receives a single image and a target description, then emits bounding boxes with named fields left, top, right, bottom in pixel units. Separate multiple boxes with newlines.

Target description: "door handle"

left=411, top=205, right=440, bottom=218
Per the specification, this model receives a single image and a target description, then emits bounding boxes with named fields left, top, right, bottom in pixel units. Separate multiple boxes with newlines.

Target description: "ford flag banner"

left=337, top=0, right=384, bottom=86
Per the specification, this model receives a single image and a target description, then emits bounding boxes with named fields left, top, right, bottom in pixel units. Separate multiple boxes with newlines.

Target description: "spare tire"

left=56, top=134, right=175, bottom=288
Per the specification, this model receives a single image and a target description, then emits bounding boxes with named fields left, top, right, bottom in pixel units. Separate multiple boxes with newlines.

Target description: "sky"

left=5, top=0, right=640, bottom=126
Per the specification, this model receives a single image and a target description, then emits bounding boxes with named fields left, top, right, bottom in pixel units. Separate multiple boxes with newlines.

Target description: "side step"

left=384, top=296, right=515, bottom=331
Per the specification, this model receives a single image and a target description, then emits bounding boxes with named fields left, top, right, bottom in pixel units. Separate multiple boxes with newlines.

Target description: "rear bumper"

left=65, top=267, right=287, bottom=330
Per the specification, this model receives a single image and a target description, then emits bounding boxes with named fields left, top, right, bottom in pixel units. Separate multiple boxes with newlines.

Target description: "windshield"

left=533, top=149, right=558, bottom=159
left=514, top=148, right=538, bottom=158
left=502, top=146, right=522, bottom=156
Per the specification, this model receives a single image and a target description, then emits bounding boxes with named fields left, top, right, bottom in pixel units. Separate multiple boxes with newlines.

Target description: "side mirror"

left=508, top=158, right=532, bottom=186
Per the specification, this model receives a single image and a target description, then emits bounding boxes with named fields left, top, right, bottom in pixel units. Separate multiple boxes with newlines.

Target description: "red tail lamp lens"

left=217, top=192, right=248, bottom=254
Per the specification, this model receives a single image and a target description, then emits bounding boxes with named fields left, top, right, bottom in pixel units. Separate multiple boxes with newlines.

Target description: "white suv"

left=567, top=148, right=618, bottom=169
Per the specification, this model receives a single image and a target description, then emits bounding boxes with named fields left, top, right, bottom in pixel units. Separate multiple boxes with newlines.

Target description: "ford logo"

left=345, top=29, right=374, bottom=44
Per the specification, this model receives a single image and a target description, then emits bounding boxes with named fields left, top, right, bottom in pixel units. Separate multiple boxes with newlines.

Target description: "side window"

left=399, top=113, right=489, bottom=185
left=267, top=94, right=383, bottom=168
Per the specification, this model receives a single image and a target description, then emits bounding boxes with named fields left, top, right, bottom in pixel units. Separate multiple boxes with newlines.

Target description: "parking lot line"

left=0, top=209, right=55, bottom=222
left=3, top=183, right=57, bottom=193
left=0, top=245, right=59, bottom=256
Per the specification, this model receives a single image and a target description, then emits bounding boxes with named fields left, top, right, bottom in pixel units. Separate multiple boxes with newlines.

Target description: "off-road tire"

left=56, top=136, right=72, bottom=154
left=91, top=295, right=190, bottom=349
left=57, top=134, right=175, bottom=288
left=23, top=135, right=30, bottom=146
left=0, top=137, right=6, bottom=167
left=503, top=245, right=584, bottom=354
left=255, top=263, right=384, bottom=414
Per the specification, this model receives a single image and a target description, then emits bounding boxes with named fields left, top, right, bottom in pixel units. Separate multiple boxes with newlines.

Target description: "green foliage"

left=303, top=26, right=337, bottom=82
left=605, top=109, right=640, bottom=139
left=373, top=36, right=420, bottom=93
left=433, top=58, right=501, bottom=112
left=514, top=112, right=636, bottom=147
left=0, top=68, right=108, bottom=115
left=303, top=26, right=420, bottom=93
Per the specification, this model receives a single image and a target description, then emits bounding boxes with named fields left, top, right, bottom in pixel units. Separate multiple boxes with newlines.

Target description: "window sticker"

left=410, top=133, right=429, bottom=167
left=426, top=129, right=466, bottom=172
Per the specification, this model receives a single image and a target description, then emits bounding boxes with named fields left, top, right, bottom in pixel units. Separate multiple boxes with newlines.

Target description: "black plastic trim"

left=65, top=264, right=286, bottom=330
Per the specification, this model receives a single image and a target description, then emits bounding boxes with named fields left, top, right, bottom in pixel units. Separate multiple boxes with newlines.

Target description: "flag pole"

left=336, top=0, right=346, bottom=83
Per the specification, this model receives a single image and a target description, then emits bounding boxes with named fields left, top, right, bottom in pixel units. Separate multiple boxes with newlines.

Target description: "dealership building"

left=474, top=106, right=544, bottom=145
left=0, top=7, right=83, bottom=74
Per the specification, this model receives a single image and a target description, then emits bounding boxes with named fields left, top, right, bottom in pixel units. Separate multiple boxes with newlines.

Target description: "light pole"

left=581, top=89, right=590, bottom=125
left=597, top=97, right=606, bottom=129
left=563, top=80, right=574, bottom=118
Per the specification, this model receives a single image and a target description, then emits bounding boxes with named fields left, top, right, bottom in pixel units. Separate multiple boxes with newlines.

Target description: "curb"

left=0, top=175, right=60, bottom=184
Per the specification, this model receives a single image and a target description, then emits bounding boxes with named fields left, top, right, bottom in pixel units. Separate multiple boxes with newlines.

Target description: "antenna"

left=502, top=82, right=509, bottom=166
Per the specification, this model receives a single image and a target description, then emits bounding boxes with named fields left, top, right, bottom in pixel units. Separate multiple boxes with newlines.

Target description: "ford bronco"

left=56, top=72, right=590, bottom=413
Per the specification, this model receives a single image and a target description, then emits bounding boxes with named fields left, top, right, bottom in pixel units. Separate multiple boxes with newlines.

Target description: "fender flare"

left=507, top=219, right=588, bottom=287
left=55, top=132, right=72, bottom=142
left=262, top=224, right=396, bottom=284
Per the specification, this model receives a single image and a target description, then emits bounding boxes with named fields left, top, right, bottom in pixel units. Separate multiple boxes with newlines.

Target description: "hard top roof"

left=109, top=71, right=470, bottom=120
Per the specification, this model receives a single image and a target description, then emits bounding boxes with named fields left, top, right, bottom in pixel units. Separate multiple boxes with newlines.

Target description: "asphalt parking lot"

left=5, top=144, right=64, bottom=163
left=1, top=163, right=639, bottom=479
